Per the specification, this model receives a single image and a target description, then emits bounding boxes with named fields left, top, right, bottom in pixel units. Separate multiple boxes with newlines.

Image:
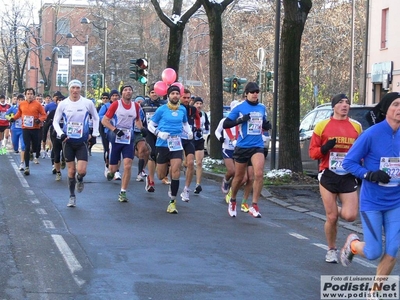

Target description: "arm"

left=89, top=102, right=100, bottom=136
left=52, top=104, right=64, bottom=137
left=214, top=118, right=224, bottom=140
left=38, top=104, right=47, bottom=122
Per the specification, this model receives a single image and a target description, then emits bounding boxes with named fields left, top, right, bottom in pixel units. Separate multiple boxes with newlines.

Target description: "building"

left=366, top=0, right=400, bottom=104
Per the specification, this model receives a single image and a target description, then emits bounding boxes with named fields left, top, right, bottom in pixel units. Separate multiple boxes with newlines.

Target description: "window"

left=57, top=18, right=70, bottom=35
left=381, top=8, right=388, bottom=49
left=56, top=72, right=68, bottom=87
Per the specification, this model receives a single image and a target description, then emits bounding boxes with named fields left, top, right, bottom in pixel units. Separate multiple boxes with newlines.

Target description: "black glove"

left=9, top=118, right=15, bottom=123
left=113, top=128, right=125, bottom=137
left=365, top=170, right=391, bottom=184
left=34, top=119, right=41, bottom=125
left=263, top=120, right=272, bottom=131
left=195, top=129, right=203, bottom=138
left=236, top=113, right=251, bottom=125
left=320, top=138, right=337, bottom=155
left=140, top=127, right=148, bottom=137
left=59, top=134, right=67, bottom=141
left=219, top=136, right=225, bottom=143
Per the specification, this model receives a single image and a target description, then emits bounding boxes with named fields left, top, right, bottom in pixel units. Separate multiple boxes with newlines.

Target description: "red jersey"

left=0, top=103, right=10, bottom=127
left=309, top=117, right=362, bottom=171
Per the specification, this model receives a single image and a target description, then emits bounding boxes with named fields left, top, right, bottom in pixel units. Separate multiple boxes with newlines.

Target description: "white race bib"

left=379, top=157, right=400, bottom=187
left=23, top=115, right=34, bottom=127
left=115, top=129, right=132, bottom=144
left=167, top=135, right=183, bottom=151
left=67, top=122, right=83, bottom=139
left=329, top=152, right=348, bottom=175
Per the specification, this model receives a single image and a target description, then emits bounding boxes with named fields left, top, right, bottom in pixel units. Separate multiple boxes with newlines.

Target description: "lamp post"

left=66, top=33, right=89, bottom=97
left=81, top=17, right=107, bottom=92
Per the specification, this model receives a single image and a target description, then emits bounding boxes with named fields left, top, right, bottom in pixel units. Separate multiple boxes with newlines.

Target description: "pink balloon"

left=171, top=82, right=184, bottom=95
left=162, top=68, right=177, bottom=85
left=154, top=81, right=168, bottom=96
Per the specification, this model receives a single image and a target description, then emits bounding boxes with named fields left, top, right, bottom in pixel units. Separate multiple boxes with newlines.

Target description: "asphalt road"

left=0, top=144, right=398, bottom=300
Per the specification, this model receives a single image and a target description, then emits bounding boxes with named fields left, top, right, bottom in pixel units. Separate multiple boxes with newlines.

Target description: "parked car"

left=299, top=103, right=375, bottom=176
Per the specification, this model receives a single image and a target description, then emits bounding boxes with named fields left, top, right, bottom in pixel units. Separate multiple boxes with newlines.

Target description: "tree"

left=278, top=0, right=312, bottom=172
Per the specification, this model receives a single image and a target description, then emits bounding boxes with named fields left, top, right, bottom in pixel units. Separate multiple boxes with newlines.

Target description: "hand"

left=195, top=129, right=202, bottom=138
left=59, top=134, right=67, bottom=141
left=320, top=138, right=336, bottom=155
left=34, top=119, right=41, bottom=125
left=157, top=131, right=169, bottom=140
left=365, top=170, right=391, bottom=184
left=187, top=131, right=193, bottom=140
left=9, top=118, right=15, bottom=123
left=113, top=128, right=125, bottom=137
left=140, top=127, right=148, bottom=137
left=236, top=113, right=251, bottom=124
left=263, top=120, right=272, bottom=131
left=219, top=136, right=225, bottom=143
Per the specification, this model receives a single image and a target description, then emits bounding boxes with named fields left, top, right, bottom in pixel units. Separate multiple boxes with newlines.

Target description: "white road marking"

left=36, top=208, right=47, bottom=215
left=288, top=232, right=309, bottom=240
left=43, top=220, right=55, bottom=229
left=11, top=161, right=29, bottom=187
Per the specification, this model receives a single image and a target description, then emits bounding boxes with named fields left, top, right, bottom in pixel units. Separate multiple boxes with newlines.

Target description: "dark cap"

left=244, top=82, right=260, bottom=94
left=193, top=96, right=203, bottom=104
left=109, top=89, right=119, bottom=97
left=120, top=85, right=133, bottom=94
left=331, top=93, right=348, bottom=108
left=379, top=92, right=400, bottom=114
left=53, top=91, right=64, bottom=98
left=167, top=85, right=180, bottom=95
left=16, top=94, right=25, bottom=100
left=0, top=94, right=5, bottom=99
left=101, top=92, right=110, bottom=98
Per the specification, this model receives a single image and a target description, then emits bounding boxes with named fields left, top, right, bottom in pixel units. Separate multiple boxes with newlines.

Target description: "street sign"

left=185, top=80, right=202, bottom=86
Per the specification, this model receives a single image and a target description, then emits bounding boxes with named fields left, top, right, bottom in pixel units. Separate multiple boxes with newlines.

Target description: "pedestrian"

left=309, top=93, right=362, bottom=263
left=223, top=82, right=271, bottom=218
left=9, top=88, right=47, bottom=175
left=340, top=92, right=400, bottom=278
left=52, top=79, right=100, bottom=207
left=192, top=97, right=209, bottom=194
left=179, top=88, right=200, bottom=202
left=147, top=85, right=192, bottom=213
left=0, top=94, right=11, bottom=154
left=102, top=85, right=147, bottom=202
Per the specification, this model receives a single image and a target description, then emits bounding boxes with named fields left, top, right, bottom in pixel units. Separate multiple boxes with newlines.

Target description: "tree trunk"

left=278, top=0, right=311, bottom=172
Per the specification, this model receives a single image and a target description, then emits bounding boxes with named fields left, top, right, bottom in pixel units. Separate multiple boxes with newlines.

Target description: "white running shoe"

left=248, top=205, right=262, bottom=218
left=41, top=150, right=46, bottom=159
left=67, top=196, right=76, bottom=207
left=325, top=249, right=338, bottom=263
left=114, top=171, right=122, bottom=180
left=228, top=200, right=237, bottom=217
left=19, top=162, right=24, bottom=171
left=180, top=187, right=190, bottom=202
left=55, top=172, right=62, bottom=181
left=33, top=158, right=39, bottom=164
left=136, top=171, right=147, bottom=182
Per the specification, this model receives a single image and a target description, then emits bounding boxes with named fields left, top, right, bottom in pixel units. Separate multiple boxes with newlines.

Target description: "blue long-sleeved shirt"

left=342, top=119, right=400, bottom=211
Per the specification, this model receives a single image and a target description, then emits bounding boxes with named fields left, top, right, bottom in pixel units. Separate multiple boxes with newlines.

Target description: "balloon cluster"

left=154, top=68, right=184, bottom=96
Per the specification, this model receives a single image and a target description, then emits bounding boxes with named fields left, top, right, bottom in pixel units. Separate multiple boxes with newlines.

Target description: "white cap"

left=68, top=79, right=82, bottom=89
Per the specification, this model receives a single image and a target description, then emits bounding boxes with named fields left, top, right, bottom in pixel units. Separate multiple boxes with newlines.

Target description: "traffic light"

left=130, top=58, right=148, bottom=85
left=98, top=73, right=104, bottom=89
left=232, top=77, right=238, bottom=93
left=237, top=78, right=247, bottom=95
left=266, top=71, right=273, bottom=92
left=223, top=77, right=232, bottom=93
left=91, top=74, right=99, bottom=89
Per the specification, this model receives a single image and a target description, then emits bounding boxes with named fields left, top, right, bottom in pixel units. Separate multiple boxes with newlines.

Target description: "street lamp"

left=66, top=33, right=89, bottom=97
left=81, top=17, right=107, bottom=92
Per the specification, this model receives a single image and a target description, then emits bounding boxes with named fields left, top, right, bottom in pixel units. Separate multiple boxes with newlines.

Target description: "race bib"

left=167, top=135, right=183, bottom=151
left=247, top=113, right=262, bottom=135
left=115, top=129, right=131, bottom=144
left=15, top=118, right=22, bottom=129
left=67, top=122, right=83, bottom=139
left=379, top=157, right=400, bottom=187
left=23, top=115, right=34, bottom=127
left=329, top=152, right=348, bottom=175
left=0, top=112, right=6, bottom=120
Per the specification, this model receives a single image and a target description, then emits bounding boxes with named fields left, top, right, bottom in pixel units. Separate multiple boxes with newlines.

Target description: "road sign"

left=185, top=80, right=202, bottom=87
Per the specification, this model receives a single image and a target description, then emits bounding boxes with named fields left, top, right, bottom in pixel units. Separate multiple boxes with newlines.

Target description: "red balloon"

left=161, top=68, right=177, bottom=85
left=171, top=82, right=184, bottom=95
left=154, top=81, right=168, bottom=96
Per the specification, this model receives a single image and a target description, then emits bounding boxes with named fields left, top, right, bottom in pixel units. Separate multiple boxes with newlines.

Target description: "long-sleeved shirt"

left=13, top=100, right=46, bottom=129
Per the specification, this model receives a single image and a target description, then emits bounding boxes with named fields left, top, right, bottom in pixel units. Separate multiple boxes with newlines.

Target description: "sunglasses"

left=102, top=97, right=109, bottom=99
left=249, top=90, right=260, bottom=94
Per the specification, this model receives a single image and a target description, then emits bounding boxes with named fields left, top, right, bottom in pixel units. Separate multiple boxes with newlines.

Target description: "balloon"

left=171, top=82, right=184, bottom=95
left=154, top=81, right=168, bottom=96
left=161, top=68, right=177, bottom=85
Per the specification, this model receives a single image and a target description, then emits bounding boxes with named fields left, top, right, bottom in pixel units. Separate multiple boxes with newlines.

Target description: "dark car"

left=299, top=103, right=375, bottom=176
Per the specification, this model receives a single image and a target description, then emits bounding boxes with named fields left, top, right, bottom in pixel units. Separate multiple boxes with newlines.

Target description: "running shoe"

left=228, top=200, right=237, bottom=217
left=194, top=184, right=202, bottom=194
left=225, top=188, right=232, bottom=204
left=19, top=162, right=24, bottom=171
left=67, top=196, right=76, bottom=207
left=41, top=150, right=46, bottom=159
left=248, top=205, right=262, bottom=218
left=180, top=187, right=190, bottom=202
left=340, top=233, right=359, bottom=267
left=145, top=177, right=155, bottom=192
left=167, top=200, right=178, bottom=214
left=114, top=171, right=122, bottom=180
left=33, top=158, right=39, bottom=164
left=118, top=191, right=128, bottom=202
left=55, top=172, right=62, bottom=181
left=221, top=178, right=230, bottom=194
left=24, top=167, right=30, bottom=176
left=1, top=147, right=7, bottom=155
left=136, top=171, right=147, bottom=182
left=325, top=249, right=338, bottom=263
left=52, top=165, right=56, bottom=174
left=61, top=159, right=66, bottom=169
left=240, top=203, right=250, bottom=213
left=106, top=171, right=114, bottom=181
left=162, top=177, right=171, bottom=185
left=75, top=176, right=84, bottom=193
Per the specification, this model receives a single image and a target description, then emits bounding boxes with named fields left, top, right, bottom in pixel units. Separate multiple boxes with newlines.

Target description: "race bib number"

left=115, top=129, right=131, bottom=144
left=379, top=157, right=400, bottom=187
left=167, top=135, right=183, bottom=151
left=67, top=122, right=83, bottom=139
left=247, top=113, right=262, bottom=135
left=329, top=152, right=348, bottom=175
left=23, top=115, right=34, bottom=127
